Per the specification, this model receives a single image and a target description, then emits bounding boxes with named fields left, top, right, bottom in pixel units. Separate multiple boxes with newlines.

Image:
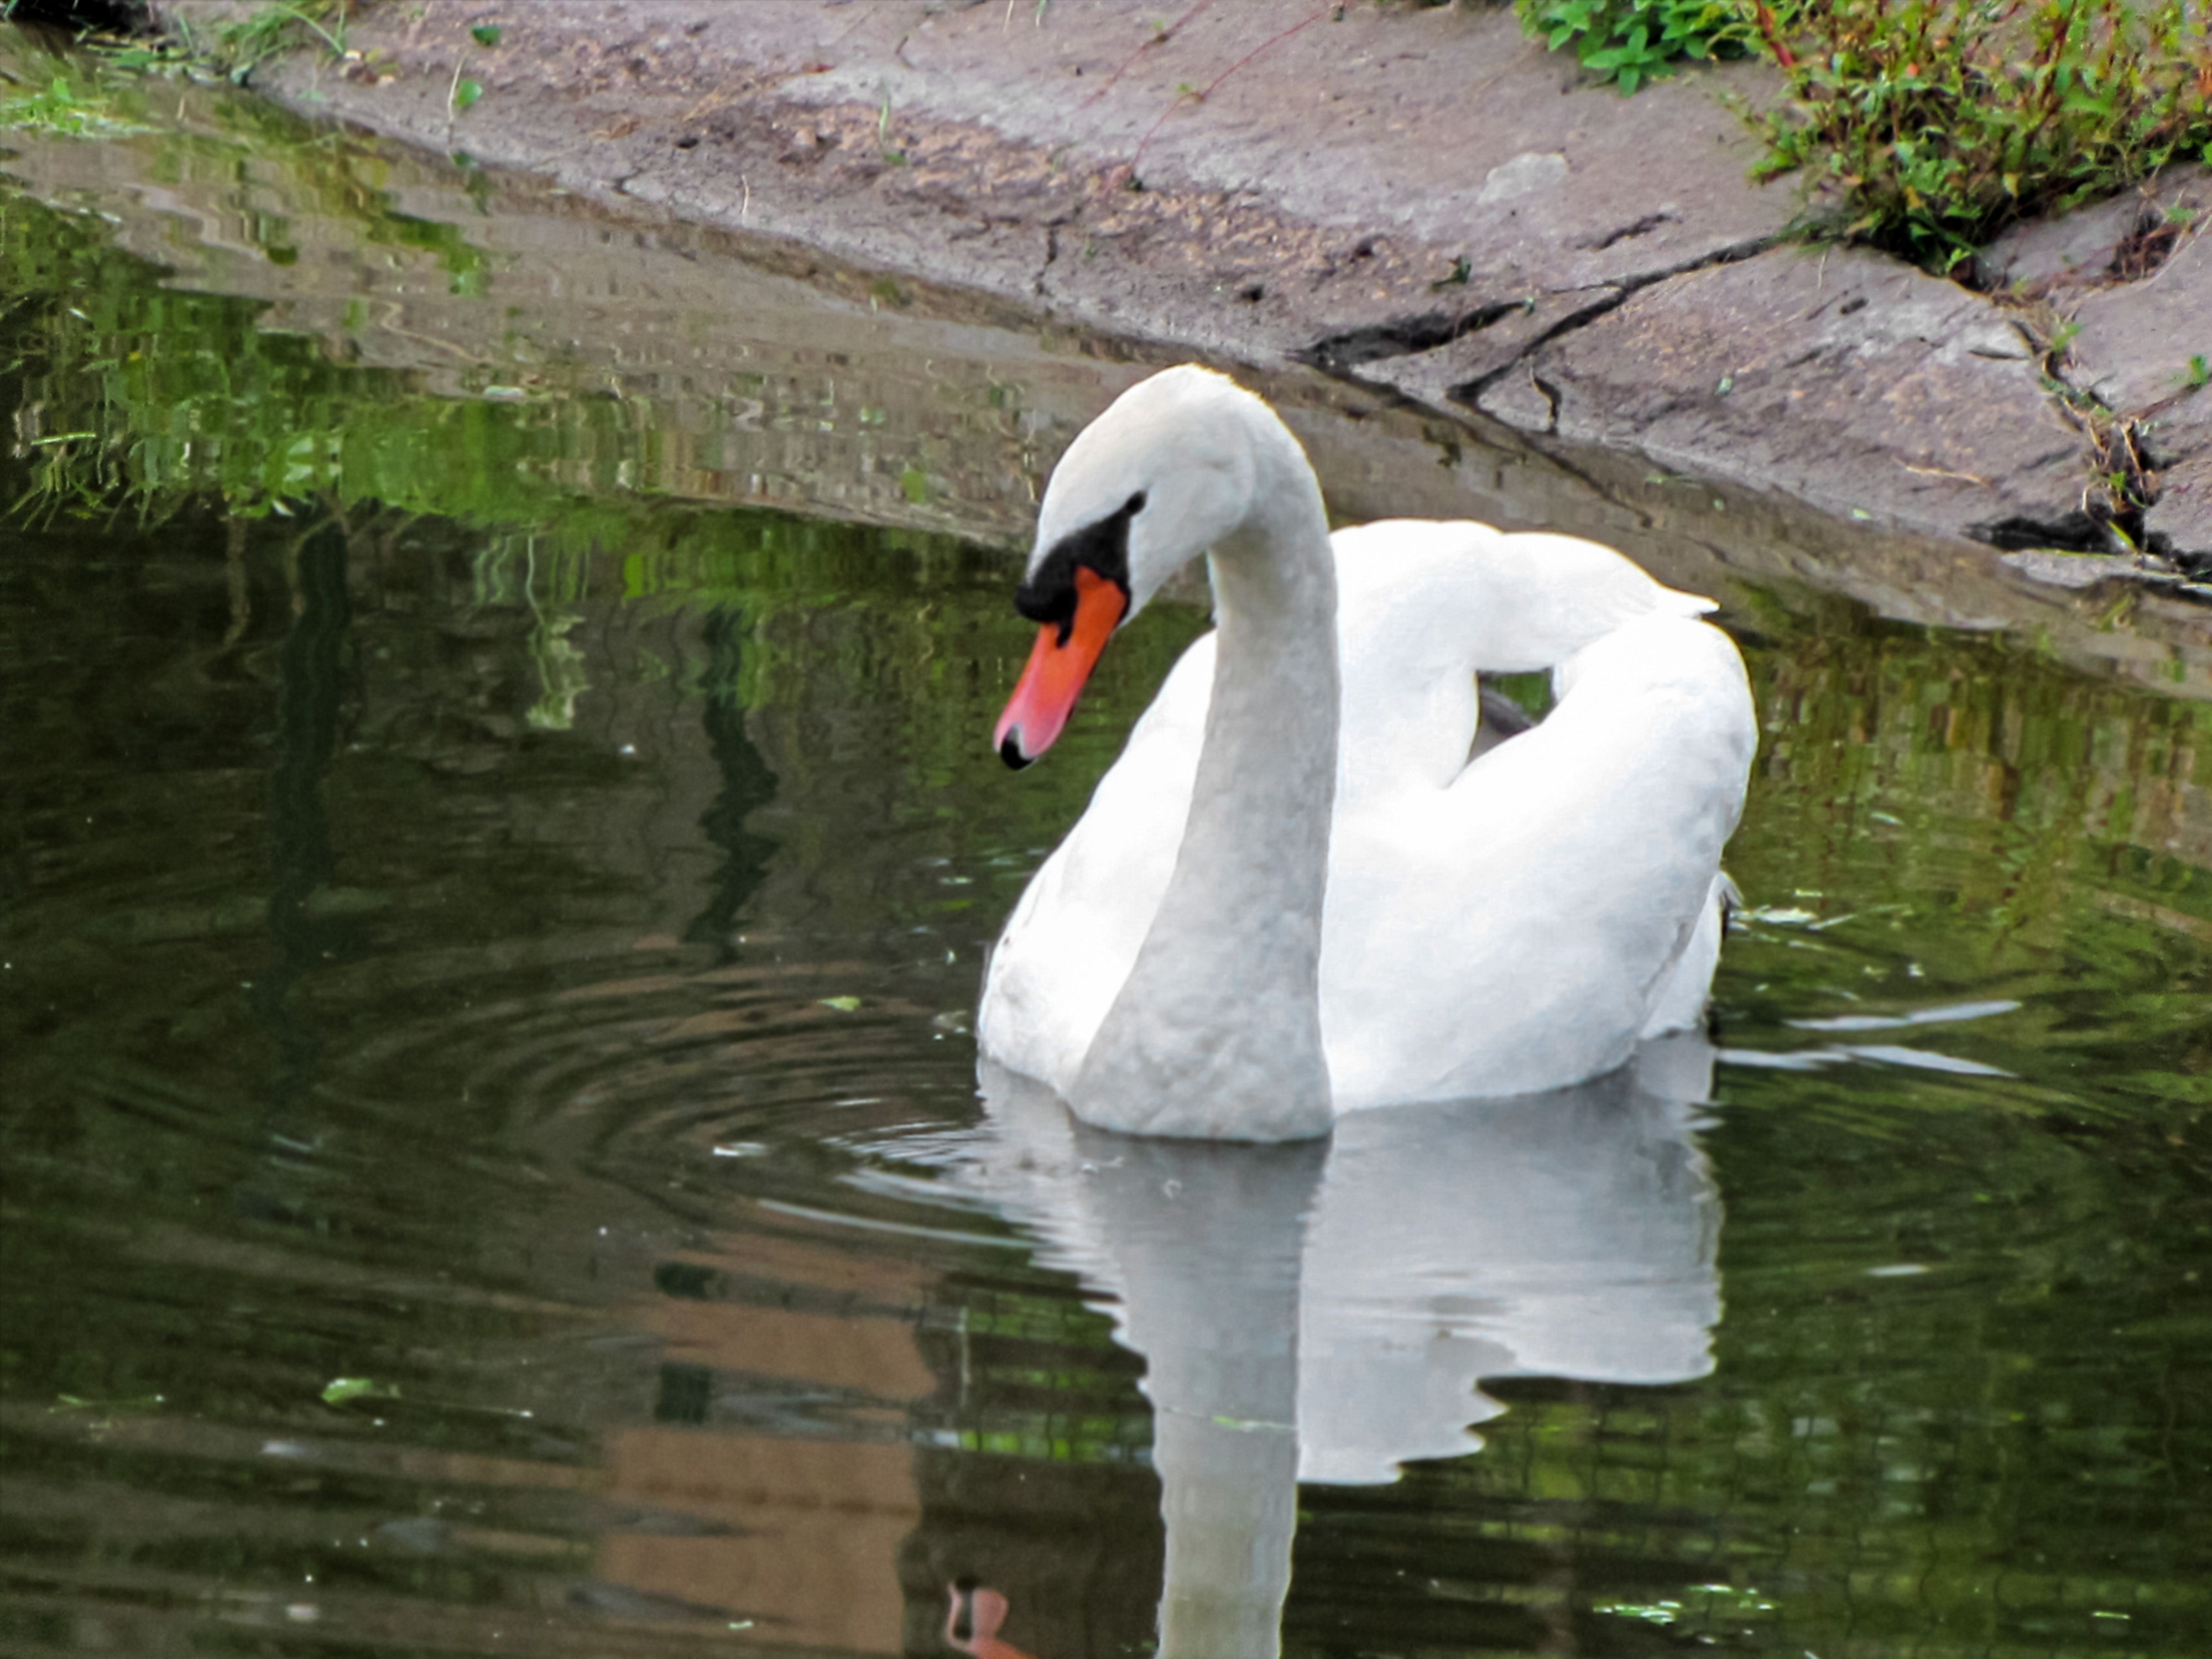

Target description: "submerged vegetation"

left=1515, top=0, right=2212, bottom=269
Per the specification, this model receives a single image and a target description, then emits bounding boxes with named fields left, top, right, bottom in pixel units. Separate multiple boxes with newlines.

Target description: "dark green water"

left=2, top=40, right=2208, bottom=1659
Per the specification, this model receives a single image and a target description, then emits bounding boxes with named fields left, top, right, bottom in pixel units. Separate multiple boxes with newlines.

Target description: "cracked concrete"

left=143, top=0, right=2209, bottom=574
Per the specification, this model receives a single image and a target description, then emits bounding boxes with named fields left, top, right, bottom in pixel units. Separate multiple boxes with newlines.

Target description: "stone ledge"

left=140, top=0, right=2211, bottom=569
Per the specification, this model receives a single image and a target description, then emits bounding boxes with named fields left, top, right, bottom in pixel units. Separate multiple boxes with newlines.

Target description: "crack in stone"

left=1528, top=371, right=1562, bottom=434
left=1447, top=291, right=1632, bottom=403
left=1971, top=509, right=2117, bottom=554
left=1306, top=235, right=1778, bottom=406
left=1299, top=299, right=1532, bottom=373
left=1577, top=211, right=1675, bottom=252
left=1037, top=223, right=1060, bottom=294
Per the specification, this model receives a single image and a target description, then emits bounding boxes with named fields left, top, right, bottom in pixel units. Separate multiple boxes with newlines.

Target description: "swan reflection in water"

left=947, top=1033, right=1723, bottom=1657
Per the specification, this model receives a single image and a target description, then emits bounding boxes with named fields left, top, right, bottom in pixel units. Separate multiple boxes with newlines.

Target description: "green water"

left=2, top=39, right=2208, bottom=1659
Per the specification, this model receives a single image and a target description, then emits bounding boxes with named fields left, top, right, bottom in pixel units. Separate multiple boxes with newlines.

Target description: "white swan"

left=978, top=366, right=1756, bottom=1139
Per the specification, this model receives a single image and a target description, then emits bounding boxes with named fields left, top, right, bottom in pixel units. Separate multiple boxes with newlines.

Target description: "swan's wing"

left=976, top=634, right=1214, bottom=1093
left=1327, top=519, right=1716, bottom=798
left=1322, top=615, right=1754, bottom=1104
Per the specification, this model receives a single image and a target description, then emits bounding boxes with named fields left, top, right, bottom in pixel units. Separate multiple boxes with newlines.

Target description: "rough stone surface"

left=1981, top=166, right=2209, bottom=297
left=2145, top=448, right=2212, bottom=556
left=2070, top=227, right=2212, bottom=414
left=2062, top=228, right=2212, bottom=557
left=1980, top=167, right=2211, bottom=563
left=137, top=0, right=2209, bottom=565
left=151, top=0, right=1790, bottom=363
left=1484, top=246, right=2092, bottom=543
left=2000, top=550, right=2145, bottom=590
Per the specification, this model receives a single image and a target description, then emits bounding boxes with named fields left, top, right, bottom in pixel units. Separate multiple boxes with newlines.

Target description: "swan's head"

left=994, top=366, right=1264, bottom=768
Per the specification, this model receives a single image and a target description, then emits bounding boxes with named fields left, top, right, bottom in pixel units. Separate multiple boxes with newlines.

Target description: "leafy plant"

left=1516, top=0, right=1757, bottom=93
left=1746, top=1, right=2212, bottom=270
left=1505, top=1, right=2212, bottom=274
left=0, top=71, right=150, bottom=137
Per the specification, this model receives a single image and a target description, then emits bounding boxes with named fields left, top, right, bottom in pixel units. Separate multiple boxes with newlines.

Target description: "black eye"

left=1014, top=491, right=1145, bottom=639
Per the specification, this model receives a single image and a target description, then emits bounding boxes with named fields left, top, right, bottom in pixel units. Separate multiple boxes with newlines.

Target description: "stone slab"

left=2066, top=217, right=2211, bottom=561
left=1483, top=245, right=2094, bottom=543
left=1981, top=165, right=2209, bottom=298
left=2069, top=227, right=2212, bottom=417
left=133, top=0, right=2212, bottom=565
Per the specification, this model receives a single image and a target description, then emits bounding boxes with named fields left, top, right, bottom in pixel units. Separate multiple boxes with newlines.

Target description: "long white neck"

left=1071, top=416, right=1338, bottom=1140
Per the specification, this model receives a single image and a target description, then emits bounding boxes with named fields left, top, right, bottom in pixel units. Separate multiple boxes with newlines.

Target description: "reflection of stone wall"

left=1817, top=640, right=2206, bottom=864
left=5, top=44, right=2208, bottom=705
left=597, top=1224, right=938, bottom=1652
left=901, top=1448, right=1163, bottom=1659
left=0, top=72, right=1089, bottom=542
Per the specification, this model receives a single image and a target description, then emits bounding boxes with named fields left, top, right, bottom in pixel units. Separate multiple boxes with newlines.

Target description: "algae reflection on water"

left=2, top=93, right=2210, bottom=1659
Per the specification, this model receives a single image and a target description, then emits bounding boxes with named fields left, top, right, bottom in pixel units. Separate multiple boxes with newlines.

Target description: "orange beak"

left=994, top=566, right=1128, bottom=768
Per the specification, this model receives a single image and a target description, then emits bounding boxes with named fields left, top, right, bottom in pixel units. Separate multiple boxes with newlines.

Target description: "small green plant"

left=2189, top=353, right=2209, bottom=388
left=1516, top=0, right=1757, bottom=93
left=210, top=1, right=352, bottom=84
left=1747, top=1, right=2212, bottom=271
left=875, top=84, right=906, bottom=164
left=1501, top=1, right=2212, bottom=275
left=0, top=72, right=150, bottom=138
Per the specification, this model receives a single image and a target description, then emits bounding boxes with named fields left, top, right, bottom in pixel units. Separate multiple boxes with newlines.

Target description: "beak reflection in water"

left=945, top=1578, right=1037, bottom=1659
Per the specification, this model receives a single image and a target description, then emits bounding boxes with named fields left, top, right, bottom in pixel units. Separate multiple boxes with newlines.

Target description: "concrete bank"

left=147, top=0, right=2210, bottom=581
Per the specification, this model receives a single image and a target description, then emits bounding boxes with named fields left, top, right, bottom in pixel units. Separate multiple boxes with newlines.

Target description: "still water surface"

left=2, top=40, right=2209, bottom=1659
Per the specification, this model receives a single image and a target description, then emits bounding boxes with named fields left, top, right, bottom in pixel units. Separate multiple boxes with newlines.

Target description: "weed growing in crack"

left=875, top=84, right=907, bottom=166
left=1516, top=0, right=1758, bottom=94
left=2015, top=305, right=2164, bottom=551
left=206, top=1, right=355, bottom=84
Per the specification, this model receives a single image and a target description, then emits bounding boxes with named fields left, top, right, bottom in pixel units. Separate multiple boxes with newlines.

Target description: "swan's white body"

left=978, top=368, right=1755, bottom=1138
